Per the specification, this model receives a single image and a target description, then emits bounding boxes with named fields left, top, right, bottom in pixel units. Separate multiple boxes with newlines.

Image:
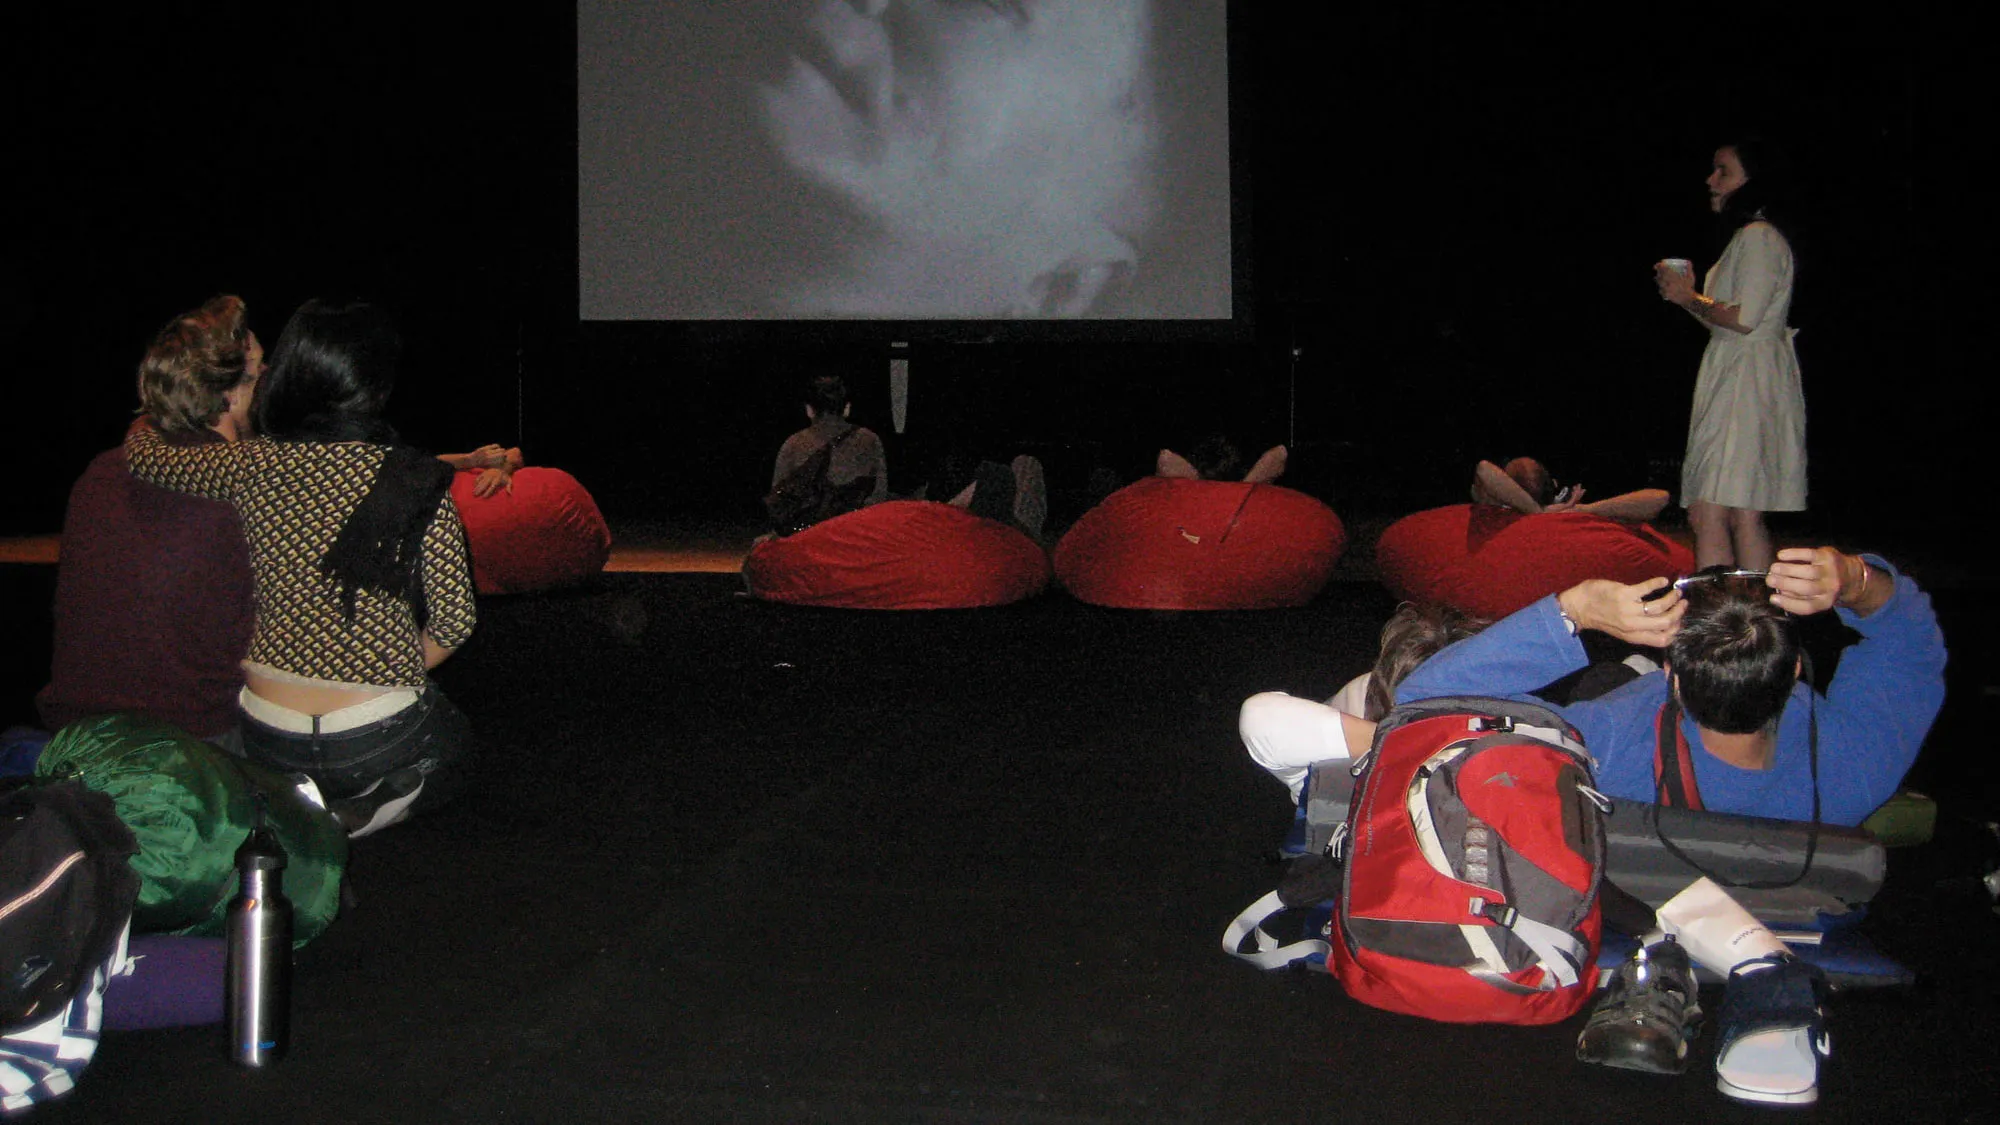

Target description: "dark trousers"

left=237, top=684, right=472, bottom=810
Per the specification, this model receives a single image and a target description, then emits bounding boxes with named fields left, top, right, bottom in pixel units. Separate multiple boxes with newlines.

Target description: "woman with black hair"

left=125, top=299, right=477, bottom=837
left=1655, top=138, right=1806, bottom=571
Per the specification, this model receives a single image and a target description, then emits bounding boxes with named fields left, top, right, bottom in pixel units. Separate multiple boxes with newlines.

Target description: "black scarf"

left=287, top=412, right=453, bottom=627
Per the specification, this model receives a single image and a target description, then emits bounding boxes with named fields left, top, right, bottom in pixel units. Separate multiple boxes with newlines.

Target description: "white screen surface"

left=579, top=1, right=1231, bottom=321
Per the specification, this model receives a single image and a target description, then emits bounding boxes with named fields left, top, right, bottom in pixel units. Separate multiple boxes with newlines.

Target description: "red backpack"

left=1327, top=696, right=1609, bottom=1025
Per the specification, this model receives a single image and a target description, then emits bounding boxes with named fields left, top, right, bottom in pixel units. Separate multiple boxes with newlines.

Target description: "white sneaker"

left=332, top=769, right=426, bottom=839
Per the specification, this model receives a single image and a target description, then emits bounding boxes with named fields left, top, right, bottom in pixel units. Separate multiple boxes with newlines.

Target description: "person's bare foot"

left=1155, top=449, right=1200, bottom=479
left=1243, top=444, right=1288, bottom=484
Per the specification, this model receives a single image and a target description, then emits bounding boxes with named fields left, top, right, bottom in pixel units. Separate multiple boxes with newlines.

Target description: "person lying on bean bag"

left=1473, top=456, right=1669, bottom=523
left=1376, top=500, right=1693, bottom=621
left=1053, top=460, right=1344, bottom=610
left=743, top=500, right=1049, bottom=609
left=1156, top=434, right=1288, bottom=485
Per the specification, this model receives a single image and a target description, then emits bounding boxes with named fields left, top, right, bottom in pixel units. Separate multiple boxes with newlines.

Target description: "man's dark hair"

left=805, top=375, right=849, bottom=416
left=1665, top=571, right=1799, bottom=734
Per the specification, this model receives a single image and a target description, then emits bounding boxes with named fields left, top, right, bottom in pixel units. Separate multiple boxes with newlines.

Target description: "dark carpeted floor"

left=7, top=563, right=1998, bottom=1124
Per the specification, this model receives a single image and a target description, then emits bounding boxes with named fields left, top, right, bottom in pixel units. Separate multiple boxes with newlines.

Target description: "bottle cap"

left=235, top=825, right=288, bottom=872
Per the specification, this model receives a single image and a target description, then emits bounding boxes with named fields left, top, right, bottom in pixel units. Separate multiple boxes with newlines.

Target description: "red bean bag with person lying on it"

left=1052, top=478, right=1347, bottom=610
left=451, top=467, right=613, bottom=595
left=1375, top=504, right=1695, bottom=620
left=742, top=500, right=1050, bottom=609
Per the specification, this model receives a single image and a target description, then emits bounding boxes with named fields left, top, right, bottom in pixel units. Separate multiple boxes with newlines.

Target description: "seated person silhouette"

left=766, top=375, right=890, bottom=534
left=38, top=295, right=261, bottom=744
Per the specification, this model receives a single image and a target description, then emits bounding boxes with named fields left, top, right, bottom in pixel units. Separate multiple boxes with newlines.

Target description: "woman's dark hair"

left=252, top=299, right=450, bottom=626
left=252, top=299, right=402, bottom=444
left=1665, top=571, right=1800, bottom=734
left=1715, top=135, right=1792, bottom=236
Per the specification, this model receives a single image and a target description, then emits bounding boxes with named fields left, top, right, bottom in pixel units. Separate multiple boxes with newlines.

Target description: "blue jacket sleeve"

left=1810, top=557, right=1948, bottom=824
left=1394, top=595, right=1593, bottom=704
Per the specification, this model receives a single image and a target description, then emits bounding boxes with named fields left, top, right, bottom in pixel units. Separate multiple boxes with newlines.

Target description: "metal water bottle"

left=225, top=799, right=291, bottom=1066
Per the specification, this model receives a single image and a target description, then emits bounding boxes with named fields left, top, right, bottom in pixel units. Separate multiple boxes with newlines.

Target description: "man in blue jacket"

left=1394, top=546, right=1946, bottom=826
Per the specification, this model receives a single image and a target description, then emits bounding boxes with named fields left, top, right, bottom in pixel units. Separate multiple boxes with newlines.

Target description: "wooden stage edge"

left=0, top=533, right=754, bottom=574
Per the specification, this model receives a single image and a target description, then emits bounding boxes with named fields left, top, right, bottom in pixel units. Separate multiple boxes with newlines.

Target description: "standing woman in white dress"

left=1656, top=138, right=1805, bottom=570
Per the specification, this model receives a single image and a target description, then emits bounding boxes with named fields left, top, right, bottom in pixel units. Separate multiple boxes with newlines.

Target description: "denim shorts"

left=237, top=683, right=472, bottom=802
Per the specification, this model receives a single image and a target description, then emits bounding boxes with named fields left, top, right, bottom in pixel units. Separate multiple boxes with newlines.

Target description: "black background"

left=11, top=4, right=1991, bottom=542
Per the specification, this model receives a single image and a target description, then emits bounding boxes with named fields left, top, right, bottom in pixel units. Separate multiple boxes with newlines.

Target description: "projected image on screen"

left=579, top=0, right=1231, bottom=321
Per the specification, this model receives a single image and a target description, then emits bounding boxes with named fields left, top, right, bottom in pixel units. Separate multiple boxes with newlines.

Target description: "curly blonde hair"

left=136, top=295, right=254, bottom=434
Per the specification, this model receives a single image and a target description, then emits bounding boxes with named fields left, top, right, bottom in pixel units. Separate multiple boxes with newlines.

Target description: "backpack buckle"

left=1472, top=898, right=1518, bottom=928
left=1472, top=716, right=1515, bottom=733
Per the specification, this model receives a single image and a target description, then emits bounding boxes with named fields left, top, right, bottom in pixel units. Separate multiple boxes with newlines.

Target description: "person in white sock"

left=1239, top=603, right=1488, bottom=800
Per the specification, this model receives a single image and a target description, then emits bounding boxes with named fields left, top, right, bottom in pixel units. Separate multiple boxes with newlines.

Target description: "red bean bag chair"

left=742, top=500, right=1050, bottom=609
left=1375, top=504, right=1694, bottom=620
left=1052, top=478, right=1347, bottom=610
left=450, top=468, right=613, bottom=595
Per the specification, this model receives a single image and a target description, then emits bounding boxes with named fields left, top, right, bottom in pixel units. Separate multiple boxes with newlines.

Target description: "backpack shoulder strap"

left=1653, top=696, right=1705, bottom=810
left=1221, top=889, right=1330, bottom=970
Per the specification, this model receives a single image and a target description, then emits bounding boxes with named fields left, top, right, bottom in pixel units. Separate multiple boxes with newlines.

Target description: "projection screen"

left=579, top=1, right=1232, bottom=321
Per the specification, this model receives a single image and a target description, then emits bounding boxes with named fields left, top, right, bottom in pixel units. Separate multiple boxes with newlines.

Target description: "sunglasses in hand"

left=1641, top=568, right=1770, bottom=601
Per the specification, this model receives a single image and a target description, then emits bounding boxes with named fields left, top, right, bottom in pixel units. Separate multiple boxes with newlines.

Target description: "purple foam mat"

left=103, top=935, right=226, bottom=1030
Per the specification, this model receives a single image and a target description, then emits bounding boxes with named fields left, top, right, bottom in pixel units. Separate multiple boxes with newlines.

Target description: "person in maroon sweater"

left=36, top=296, right=263, bottom=741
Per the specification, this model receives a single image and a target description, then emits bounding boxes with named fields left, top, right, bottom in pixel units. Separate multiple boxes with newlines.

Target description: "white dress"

left=1680, top=220, right=1807, bottom=511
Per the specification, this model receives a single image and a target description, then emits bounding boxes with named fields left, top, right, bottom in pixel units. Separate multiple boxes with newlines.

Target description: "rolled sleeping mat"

left=1295, top=763, right=1884, bottom=927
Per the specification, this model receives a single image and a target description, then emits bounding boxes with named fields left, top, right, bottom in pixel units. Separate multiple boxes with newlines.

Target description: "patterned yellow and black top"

left=126, top=424, right=476, bottom=688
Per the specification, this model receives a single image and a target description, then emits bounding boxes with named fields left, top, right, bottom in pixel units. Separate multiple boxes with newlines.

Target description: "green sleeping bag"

left=35, top=714, right=348, bottom=947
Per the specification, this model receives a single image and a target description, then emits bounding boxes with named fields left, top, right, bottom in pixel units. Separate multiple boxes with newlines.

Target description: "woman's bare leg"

left=1688, top=500, right=1734, bottom=569
left=1728, top=507, right=1775, bottom=571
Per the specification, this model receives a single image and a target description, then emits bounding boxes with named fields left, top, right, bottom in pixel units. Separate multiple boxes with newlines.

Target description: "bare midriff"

left=245, top=670, right=397, bottom=719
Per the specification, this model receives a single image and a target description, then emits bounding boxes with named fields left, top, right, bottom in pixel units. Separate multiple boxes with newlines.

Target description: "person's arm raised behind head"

left=1776, top=551, right=1947, bottom=823
left=1556, top=577, right=1684, bottom=647
left=1471, top=460, right=1542, bottom=513
left=1766, top=546, right=1893, bottom=618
